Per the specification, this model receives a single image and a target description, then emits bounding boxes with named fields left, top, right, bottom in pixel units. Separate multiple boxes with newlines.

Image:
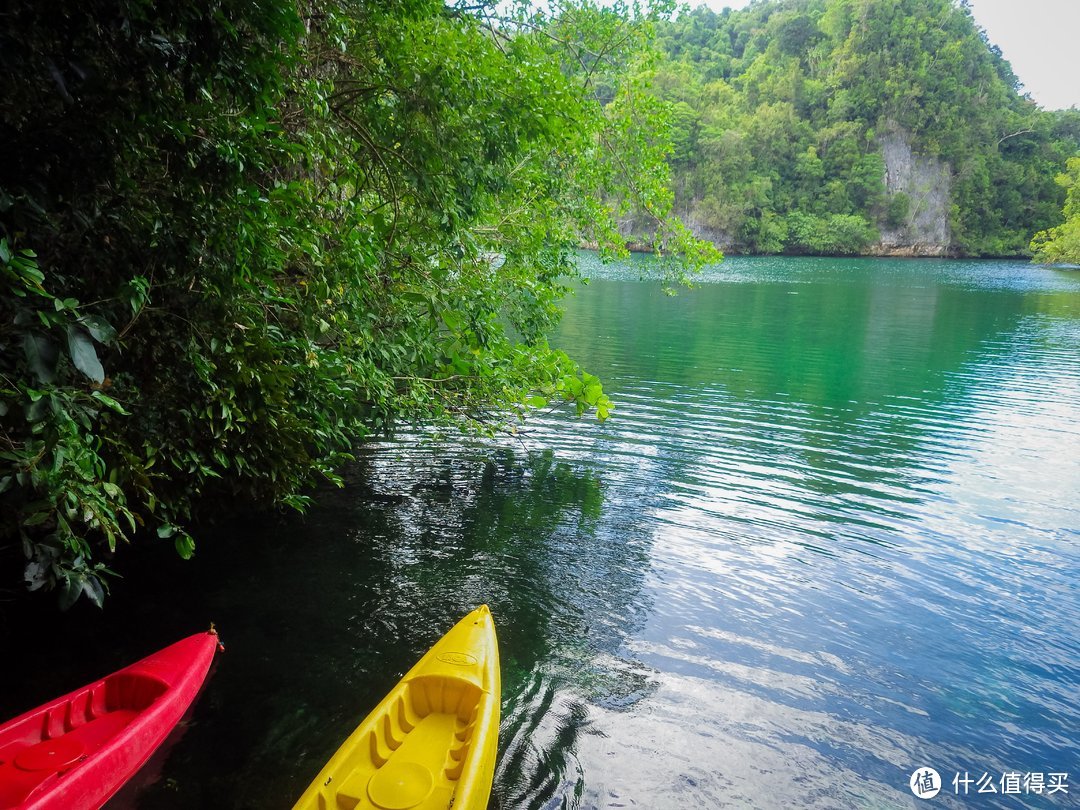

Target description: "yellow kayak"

left=293, top=605, right=501, bottom=810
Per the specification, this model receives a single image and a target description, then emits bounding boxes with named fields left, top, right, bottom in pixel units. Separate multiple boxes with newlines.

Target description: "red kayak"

left=0, top=630, right=221, bottom=810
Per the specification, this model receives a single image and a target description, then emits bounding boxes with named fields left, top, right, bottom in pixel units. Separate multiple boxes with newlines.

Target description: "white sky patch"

left=965, top=0, right=1080, bottom=110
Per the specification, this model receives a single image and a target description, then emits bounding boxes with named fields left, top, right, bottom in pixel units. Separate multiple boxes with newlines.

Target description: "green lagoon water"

left=2, top=255, right=1078, bottom=808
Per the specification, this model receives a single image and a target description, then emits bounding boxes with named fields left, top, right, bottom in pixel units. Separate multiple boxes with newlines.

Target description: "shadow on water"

left=348, top=442, right=668, bottom=809
left=0, top=442, right=656, bottom=809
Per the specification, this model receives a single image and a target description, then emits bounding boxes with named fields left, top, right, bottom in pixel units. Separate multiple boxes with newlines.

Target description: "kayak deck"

left=0, top=631, right=219, bottom=810
left=333, top=677, right=482, bottom=809
left=295, top=606, right=500, bottom=810
left=0, top=673, right=166, bottom=807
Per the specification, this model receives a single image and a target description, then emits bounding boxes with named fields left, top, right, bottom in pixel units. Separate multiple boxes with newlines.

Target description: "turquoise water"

left=507, top=255, right=1080, bottom=808
left=1, top=255, right=1077, bottom=808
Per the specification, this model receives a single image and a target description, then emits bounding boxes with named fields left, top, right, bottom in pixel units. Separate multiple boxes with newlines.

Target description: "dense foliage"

left=1030, top=156, right=1080, bottom=265
left=0, top=0, right=715, bottom=606
left=648, top=0, right=1080, bottom=256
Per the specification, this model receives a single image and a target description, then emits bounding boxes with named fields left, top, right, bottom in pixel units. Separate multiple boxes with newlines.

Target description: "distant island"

left=619, top=0, right=1080, bottom=258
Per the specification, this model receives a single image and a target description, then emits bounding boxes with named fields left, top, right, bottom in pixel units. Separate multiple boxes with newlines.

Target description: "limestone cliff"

left=616, top=129, right=958, bottom=256
left=875, top=128, right=953, bottom=257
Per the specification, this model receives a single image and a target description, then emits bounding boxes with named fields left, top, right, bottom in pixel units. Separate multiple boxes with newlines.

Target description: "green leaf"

left=24, top=396, right=49, bottom=423
left=157, top=523, right=176, bottom=539
left=80, top=315, right=117, bottom=344
left=81, top=576, right=106, bottom=608
left=66, top=325, right=105, bottom=383
left=22, top=509, right=51, bottom=527
left=23, top=333, right=58, bottom=384
left=58, top=576, right=82, bottom=611
left=526, top=395, right=548, bottom=408
left=91, top=390, right=130, bottom=415
left=440, top=310, right=465, bottom=331
left=174, top=532, right=196, bottom=560
left=120, top=276, right=150, bottom=313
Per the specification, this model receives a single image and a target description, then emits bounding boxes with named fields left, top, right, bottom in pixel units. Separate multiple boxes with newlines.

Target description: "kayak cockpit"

left=0, top=671, right=168, bottom=807
left=330, top=675, right=484, bottom=810
left=293, top=607, right=500, bottom=810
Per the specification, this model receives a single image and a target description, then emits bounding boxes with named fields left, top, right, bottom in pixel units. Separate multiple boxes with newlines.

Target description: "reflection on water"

left=0, top=256, right=1077, bottom=809
left=522, top=255, right=1080, bottom=809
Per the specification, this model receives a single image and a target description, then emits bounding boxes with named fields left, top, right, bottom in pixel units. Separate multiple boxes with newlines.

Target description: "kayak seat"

left=61, top=708, right=140, bottom=753
left=0, top=632, right=219, bottom=810
left=353, top=710, right=459, bottom=809
left=292, top=608, right=498, bottom=810
left=105, top=671, right=169, bottom=712
left=32, top=681, right=123, bottom=740
left=405, top=676, right=481, bottom=723
left=340, top=676, right=483, bottom=809
left=0, top=706, right=140, bottom=807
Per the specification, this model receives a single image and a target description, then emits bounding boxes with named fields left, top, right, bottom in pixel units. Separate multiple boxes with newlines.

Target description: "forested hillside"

left=1030, top=156, right=1080, bottom=264
left=648, top=0, right=1080, bottom=256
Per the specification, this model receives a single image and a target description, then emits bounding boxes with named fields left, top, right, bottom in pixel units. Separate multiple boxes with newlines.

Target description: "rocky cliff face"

left=617, top=128, right=957, bottom=256
left=875, top=127, right=953, bottom=256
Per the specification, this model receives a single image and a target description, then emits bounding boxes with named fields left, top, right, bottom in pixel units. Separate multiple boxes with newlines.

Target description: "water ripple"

left=495, top=258, right=1080, bottom=808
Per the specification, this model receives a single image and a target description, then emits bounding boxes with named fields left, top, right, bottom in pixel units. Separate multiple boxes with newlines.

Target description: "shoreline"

left=583, top=241, right=1030, bottom=261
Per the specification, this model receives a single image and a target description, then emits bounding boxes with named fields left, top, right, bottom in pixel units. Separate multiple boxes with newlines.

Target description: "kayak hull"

left=294, top=605, right=501, bottom=810
left=0, top=631, right=219, bottom=810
